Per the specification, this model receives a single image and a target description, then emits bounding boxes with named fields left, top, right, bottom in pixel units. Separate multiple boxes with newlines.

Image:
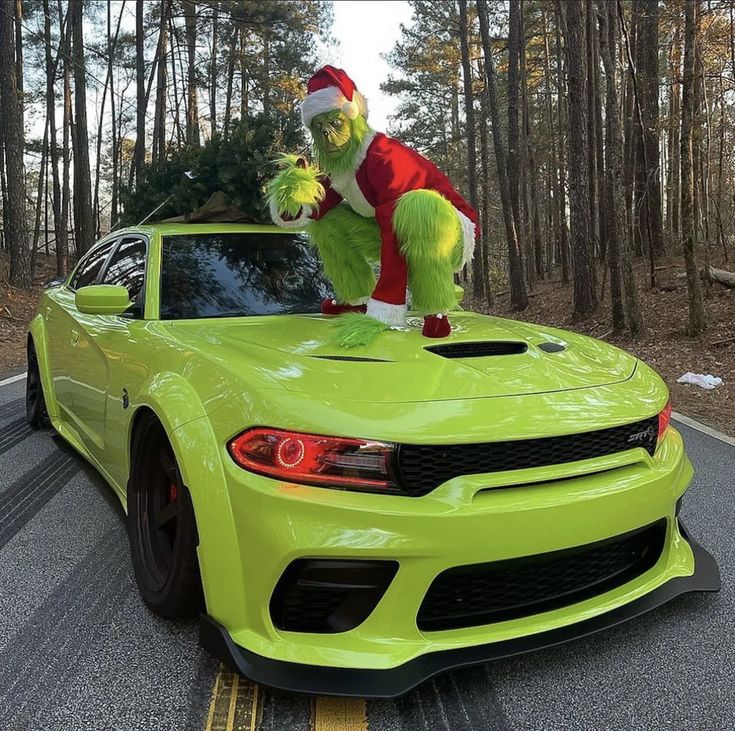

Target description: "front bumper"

left=200, top=521, right=719, bottom=697
left=186, top=423, right=720, bottom=696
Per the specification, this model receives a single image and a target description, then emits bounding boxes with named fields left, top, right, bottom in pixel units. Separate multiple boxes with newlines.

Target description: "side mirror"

left=75, top=285, right=132, bottom=316
left=454, top=283, right=465, bottom=306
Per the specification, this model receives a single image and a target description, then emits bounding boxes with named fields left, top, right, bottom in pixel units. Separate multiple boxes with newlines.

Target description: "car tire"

left=26, top=340, right=50, bottom=429
left=128, top=413, right=204, bottom=619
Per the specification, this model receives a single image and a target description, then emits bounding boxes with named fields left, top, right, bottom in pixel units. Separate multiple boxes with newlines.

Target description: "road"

left=0, top=373, right=732, bottom=731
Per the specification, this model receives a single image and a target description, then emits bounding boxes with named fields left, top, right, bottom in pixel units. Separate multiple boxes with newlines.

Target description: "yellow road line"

left=249, top=683, right=259, bottom=731
left=226, top=673, right=239, bottom=731
left=312, top=696, right=368, bottom=731
left=204, top=664, right=261, bottom=731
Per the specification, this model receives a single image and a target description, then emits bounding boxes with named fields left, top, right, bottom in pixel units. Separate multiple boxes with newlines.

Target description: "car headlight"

left=228, top=427, right=400, bottom=493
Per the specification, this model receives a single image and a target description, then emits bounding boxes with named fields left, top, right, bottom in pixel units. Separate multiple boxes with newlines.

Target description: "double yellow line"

left=204, top=665, right=368, bottom=731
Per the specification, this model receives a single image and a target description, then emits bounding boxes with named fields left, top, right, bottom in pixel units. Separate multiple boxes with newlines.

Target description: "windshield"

left=159, top=232, right=332, bottom=319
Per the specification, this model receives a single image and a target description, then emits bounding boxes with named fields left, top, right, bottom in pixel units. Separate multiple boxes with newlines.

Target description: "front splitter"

left=199, top=522, right=720, bottom=698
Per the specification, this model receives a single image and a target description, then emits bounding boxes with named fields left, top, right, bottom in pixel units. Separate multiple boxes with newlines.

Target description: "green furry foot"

left=333, top=313, right=389, bottom=349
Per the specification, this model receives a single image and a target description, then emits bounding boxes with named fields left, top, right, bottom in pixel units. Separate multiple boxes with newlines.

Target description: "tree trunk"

left=680, top=0, right=706, bottom=335
left=600, top=0, right=644, bottom=337
left=184, top=0, right=199, bottom=146
left=70, top=0, right=94, bottom=256
left=60, top=0, right=71, bottom=266
left=132, top=0, right=146, bottom=185
left=667, top=17, right=682, bottom=240
left=542, top=9, right=558, bottom=276
left=153, top=0, right=170, bottom=162
left=586, top=0, right=599, bottom=261
left=565, top=0, right=597, bottom=318
left=507, top=0, right=524, bottom=268
left=477, top=0, right=528, bottom=310
left=210, top=2, right=218, bottom=136
left=478, top=76, right=493, bottom=306
left=43, top=0, right=66, bottom=275
left=223, top=27, right=237, bottom=133
left=554, top=0, right=570, bottom=285
left=458, top=0, right=484, bottom=299
left=0, top=0, right=31, bottom=287
left=240, top=28, right=249, bottom=120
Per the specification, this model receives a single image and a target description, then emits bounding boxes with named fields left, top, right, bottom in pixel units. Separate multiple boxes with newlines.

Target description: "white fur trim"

left=301, top=87, right=368, bottom=127
left=269, top=198, right=312, bottom=229
left=455, top=209, right=477, bottom=272
left=330, top=130, right=377, bottom=218
left=366, top=298, right=407, bottom=328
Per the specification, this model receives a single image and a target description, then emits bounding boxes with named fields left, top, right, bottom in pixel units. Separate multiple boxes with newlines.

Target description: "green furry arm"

left=266, top=155, right=325, bottom=218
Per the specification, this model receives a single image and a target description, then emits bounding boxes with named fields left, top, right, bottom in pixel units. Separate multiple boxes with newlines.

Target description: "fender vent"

left=538, top=342, right=566, bottom=353
left=425, top=341, right=528, bottom=359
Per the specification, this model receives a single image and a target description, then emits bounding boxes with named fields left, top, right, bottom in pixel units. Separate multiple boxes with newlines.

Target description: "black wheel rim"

left=138, top=437, right=181, bottom=592
left=26, top=350, right=40, bottom=417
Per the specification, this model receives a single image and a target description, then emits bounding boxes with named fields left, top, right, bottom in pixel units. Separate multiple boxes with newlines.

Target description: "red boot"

left=321, top=298, right=368, bottom=315
left=422, top=314, right=451, bottom=338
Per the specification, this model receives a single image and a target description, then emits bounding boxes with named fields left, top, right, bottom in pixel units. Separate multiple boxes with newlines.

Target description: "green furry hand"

left=267, top=155, right=325, bottom=218
left=332, top=312, right=389, bottom=349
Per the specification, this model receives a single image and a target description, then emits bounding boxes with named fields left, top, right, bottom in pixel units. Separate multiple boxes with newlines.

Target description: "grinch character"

left=267, top=65, right=477, bottom=345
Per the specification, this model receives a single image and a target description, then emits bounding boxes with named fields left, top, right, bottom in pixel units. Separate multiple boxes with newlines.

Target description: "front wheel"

left=26, top=341, right=50, bottom=429
left=128, top=414, right=204, bottom=618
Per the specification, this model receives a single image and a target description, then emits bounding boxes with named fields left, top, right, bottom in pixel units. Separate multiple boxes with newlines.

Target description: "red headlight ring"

left=228, top=427, right=400, bottom=493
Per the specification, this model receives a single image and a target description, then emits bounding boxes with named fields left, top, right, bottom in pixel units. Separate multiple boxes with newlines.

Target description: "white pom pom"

left=341, top=99, right=359, bottom=120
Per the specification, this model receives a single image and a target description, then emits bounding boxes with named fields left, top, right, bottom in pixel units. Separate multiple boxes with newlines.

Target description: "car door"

left=46, top=239, right=117, bottom=425
left=67, top=234, right=149, bottom=457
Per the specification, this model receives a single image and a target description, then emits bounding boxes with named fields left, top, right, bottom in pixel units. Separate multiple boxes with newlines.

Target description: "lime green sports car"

left=27, top=223, right=719, bottom=697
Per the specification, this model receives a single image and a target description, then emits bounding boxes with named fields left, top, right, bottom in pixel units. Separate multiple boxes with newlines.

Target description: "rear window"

left=159, top=232, right=332, bottom=320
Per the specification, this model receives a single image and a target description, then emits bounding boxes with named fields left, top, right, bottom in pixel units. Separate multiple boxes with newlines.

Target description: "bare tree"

left=70, top=0, right=94, bottom=256
left=680, top=0, right=706, bottom=335
left=599, top=0, right=644, bottom=337
left=477, top=0, right=528, bottom=310
left=184, top=0, right=200, bottom=146
left=0, top=0, right=31, bottom=287
left=565, top=0, right=597, bottom=318
left=458, top=0, right=484, bottom=298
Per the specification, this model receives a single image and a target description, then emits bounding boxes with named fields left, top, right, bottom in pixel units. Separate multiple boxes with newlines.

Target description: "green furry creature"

left=267, top=66, right=477, bottom=346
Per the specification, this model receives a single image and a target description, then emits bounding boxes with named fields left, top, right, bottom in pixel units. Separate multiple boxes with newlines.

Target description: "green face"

left=310, top=110, right=352, bottom=158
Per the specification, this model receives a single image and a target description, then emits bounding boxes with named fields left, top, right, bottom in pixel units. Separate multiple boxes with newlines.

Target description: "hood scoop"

left=310, top=355, right=391, bottom=363
left=425, top=341, right=528, bottom=359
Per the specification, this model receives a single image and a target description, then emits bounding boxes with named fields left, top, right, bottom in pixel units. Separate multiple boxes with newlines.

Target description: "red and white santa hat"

left=301, top=65, right=368, bottom=128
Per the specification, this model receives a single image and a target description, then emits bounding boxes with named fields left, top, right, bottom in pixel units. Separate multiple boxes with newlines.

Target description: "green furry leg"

left=309, top=204, right=381, bottom=303
left=393, top=189, right=463, bottom=314
left=332, top=312, right=389, bottom=348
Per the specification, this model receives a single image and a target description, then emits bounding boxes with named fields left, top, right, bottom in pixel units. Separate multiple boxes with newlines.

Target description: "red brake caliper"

left=168, top=482, right=179, bottom=502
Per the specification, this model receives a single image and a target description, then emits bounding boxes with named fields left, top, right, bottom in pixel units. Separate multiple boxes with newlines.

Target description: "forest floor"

left=469, top=250, right=735, bottom=436
left=2, top=251, right=734, bottom=435
left=0, top=253, right=58, bottom=375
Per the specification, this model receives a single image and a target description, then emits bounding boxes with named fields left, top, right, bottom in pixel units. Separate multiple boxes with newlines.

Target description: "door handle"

left=70, top=329, right=80, bottom=346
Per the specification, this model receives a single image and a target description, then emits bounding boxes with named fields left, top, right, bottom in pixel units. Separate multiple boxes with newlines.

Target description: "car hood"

left=169, top=312, right=637, bottom=404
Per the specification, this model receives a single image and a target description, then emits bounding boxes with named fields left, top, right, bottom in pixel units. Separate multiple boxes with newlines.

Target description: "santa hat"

left=301, top=65, right=368, bottom=128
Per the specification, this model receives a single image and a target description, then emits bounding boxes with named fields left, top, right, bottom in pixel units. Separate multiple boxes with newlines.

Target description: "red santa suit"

left=303, top=131, right=477, bottom=326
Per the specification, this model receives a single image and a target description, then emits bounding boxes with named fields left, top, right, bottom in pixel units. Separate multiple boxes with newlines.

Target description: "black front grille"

left=396, top=416, right=658, bottom=496
left=425, top=341, right=528, bottom=358
left=417, top=521, right=666, bottom=631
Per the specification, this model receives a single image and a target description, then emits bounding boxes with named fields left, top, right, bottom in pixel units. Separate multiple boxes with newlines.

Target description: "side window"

left=101, top=236, right=147, bottom=312
left=69, top=241, right=116, bottom=290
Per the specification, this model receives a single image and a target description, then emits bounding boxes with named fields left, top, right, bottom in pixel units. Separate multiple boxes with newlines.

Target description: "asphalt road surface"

left=0, top=373, right=732, bottom=731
